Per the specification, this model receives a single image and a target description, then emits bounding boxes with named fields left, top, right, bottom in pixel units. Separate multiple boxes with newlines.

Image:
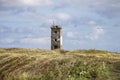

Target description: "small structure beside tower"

left=51, top=24, right=62, bottom=50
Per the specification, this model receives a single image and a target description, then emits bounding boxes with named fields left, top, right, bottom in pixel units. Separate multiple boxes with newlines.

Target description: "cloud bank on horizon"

left=0, top=0, right=120, bottom=52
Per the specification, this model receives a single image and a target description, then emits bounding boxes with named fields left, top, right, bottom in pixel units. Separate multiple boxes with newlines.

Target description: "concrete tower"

left=51, top=25, right=62, bottom=50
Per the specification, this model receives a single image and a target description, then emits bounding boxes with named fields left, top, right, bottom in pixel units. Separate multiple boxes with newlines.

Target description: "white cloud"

left=21, top=0, right=53, bottom=6
left=86, top=26, right=104, bottom=40
left=0, top=38, right=15, bottom=44
left=55, top=13, right=71, bottom=21
left=67, top=31, right=79, bottom=38
left=0, top=0, right=53, bottom=7
left=20, top=37, right=50, bottom=45
left=88, top=20, right=96, bottom=25
left=76, top=0, right=120, bottom=18
left=53, top=0, right=120, bottom=18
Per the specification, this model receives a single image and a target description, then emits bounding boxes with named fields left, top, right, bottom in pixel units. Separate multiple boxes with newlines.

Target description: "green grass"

left=0, top=48, right=120, bottom=80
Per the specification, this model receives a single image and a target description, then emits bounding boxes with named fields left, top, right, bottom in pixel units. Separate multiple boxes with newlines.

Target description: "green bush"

left=69, top=60, right=110, bottom=80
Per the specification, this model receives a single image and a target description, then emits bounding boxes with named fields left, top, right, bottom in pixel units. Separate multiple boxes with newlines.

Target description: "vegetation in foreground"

left=0, top=48, right=120, bottom=80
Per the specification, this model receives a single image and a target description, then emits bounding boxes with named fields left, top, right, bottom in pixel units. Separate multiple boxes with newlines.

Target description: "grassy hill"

left=0, top=48, right=120, bottom=80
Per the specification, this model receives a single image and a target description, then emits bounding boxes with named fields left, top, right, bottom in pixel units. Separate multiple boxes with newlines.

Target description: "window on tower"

left=54, top=31, right=57, bottom=34
left=55, top=39, right=57, bottom=42
left=54, top=45, right=58, bottom=49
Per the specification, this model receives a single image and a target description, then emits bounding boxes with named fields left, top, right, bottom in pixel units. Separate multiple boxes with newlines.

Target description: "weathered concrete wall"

left=51, top=25, right=62, bottom=50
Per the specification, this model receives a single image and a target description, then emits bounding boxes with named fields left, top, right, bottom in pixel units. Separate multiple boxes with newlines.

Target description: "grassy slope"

left=0, top=48, right=120, bottom=80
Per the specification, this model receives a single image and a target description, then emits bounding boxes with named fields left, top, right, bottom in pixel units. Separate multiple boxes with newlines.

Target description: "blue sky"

left=0, top=0, right=120, bottom=52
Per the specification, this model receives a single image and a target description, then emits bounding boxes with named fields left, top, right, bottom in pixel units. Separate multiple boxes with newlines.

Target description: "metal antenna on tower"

left=53, top=20, right=55, bottom=26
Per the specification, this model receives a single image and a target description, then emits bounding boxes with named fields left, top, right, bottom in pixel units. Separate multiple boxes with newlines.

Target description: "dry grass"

left=0, top=48, right=120, bottom=80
